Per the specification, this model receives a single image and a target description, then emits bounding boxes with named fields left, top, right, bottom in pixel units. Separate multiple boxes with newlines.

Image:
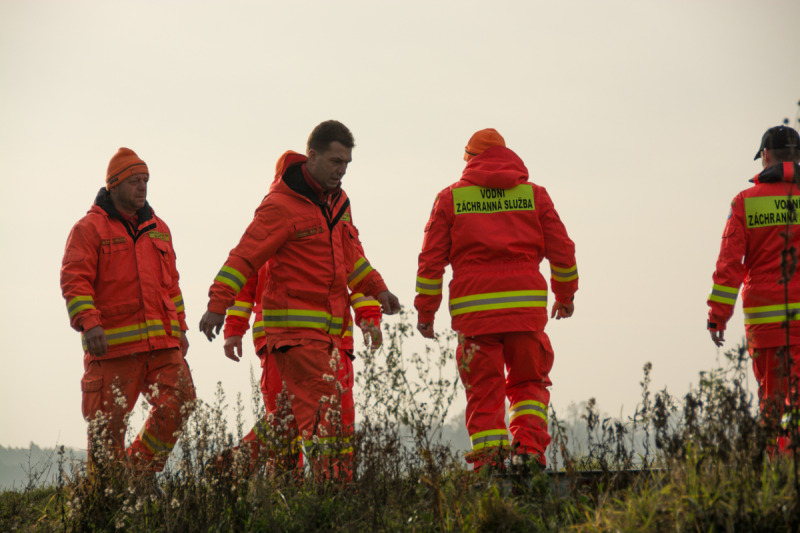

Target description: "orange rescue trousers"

left=232, top=340, right=355, bottom=481
left=750, top=345, right=800, bottom=455
left=81, top=347, right=196, bottom=472
left=458, top=331, right=553, bottom=471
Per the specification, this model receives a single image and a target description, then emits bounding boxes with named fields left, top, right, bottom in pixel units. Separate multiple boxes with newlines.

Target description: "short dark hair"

left=307, top=120, right=355, bottom=153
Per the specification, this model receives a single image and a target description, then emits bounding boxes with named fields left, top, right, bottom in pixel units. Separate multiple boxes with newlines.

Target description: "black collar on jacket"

left=94, top=187, right=156, bottom=242
left=751, top=161, right=800, bottom=184
left=281, top=164, right=350, bottom=231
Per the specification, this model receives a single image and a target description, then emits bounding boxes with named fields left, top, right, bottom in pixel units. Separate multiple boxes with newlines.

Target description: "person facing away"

left=708, top=125, right=800, bottom=454
left=415, top=128, right=578, bottom=473
left=199, top=120, right=400, bottom=481
left=60, top=147, right=196, bottom=473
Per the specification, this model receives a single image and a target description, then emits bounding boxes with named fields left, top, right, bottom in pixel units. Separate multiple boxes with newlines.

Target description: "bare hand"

left=709, top=329, right=725, bottom=347
left=417, top=321, right=435, bottom=339
left=360, top=319, right=382, bottom=350
left=84, top=325, right=108, bottom=357
left=180, top=331, right=189, bottom=357
left=199, top=311, right=225, bottom=341
left=551, top=301, right=574, bottom=320
left=224, top=335, right=243, bottom=362
left=376, top=291, right=401, bottom=315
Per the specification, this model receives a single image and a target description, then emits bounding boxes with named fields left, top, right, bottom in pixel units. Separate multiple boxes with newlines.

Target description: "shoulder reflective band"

left=452, top=184, right=534, bottom=215
left=449, top=290, right=547, bottom=316
left=67, top=295, right=96, bottom=318
left=348, top=257, right=374, bottom=287
left=416, top=275, right=443, bottom=295
left=509, top=400, right=548, bottom=423
left=708, top=284, right=738, bottom=305
left=743, top=302, right=800, bottom=324
left=469, top=429, right=509, bottom=450
left=551, top=264, right=578, bottom=282
left=744, top=196, right=800, bottom=228
left=261, top=309, right=345, bottom=334
left=171, top=293, right=185, bottom=314
left=215, top=265, right=248, bottom=293
left=226, top=300, right=254, bottom=318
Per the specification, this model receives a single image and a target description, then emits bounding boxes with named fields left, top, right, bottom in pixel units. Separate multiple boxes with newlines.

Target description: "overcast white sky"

left=1, top=0, right=799, bottom=450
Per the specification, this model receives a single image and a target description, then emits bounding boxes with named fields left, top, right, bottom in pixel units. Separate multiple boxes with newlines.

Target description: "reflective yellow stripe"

left=452, top=184, right=535, bottom=215
left=551, top=264, right=578, bottom=282
left=782, top=410, right=800, bottom=429
left=226, top=300, right=254, bottom=318
left=85, top=320, right=176, bottom=347
left=743, top=302, right=800, bottom=324
left=303, top=436, right=353, bottom=456
left=709, top=284, right=739, bottom=305
left=450, top=290, right=547, bottom=316
left=416, top=276, right=443, bottom=296
left=470, top=429, right=509, bottom=450
left=509, top=400, right=548, bottom=422
left=252, top=321, right=265, bottom=339
left=171, top=293, right=185, bottom=313
left=139, top=427, right=173, bottom=455
left=343, top=322, right=354, bottom=338
left=215, top=265, right=247, bottom=292
left=350, top=292, right=380, bottom=309
left=67, top=295, right=96, bottom=318
left=348, top=257, right=373, bottom=287
left=262, top=309, right=345, bottom=333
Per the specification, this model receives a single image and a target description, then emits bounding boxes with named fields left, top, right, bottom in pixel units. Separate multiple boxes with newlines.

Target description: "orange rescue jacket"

left=223, top=265, right=381, bottom=353
left=208, top=151, right=387, bottom=347
left=415, top=146, right=578, bottom=336
left=708, top=162, right=800, bottom=348
left=60, top=189, right=186, bottom=358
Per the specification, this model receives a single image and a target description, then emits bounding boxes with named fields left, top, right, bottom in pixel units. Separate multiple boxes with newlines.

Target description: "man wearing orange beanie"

left=415, top=129, right=578, bottom=475
left=61, top=147, right=196, bottom=476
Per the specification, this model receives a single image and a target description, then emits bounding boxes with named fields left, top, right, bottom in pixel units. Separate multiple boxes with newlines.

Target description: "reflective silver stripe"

left=471, top=433, right=507, bottom=447
left=450, top=293, right=546, bottom=312
left=416, top=281, right=441, bottom=291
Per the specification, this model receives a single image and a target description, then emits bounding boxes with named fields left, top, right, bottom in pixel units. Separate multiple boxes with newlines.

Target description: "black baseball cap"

left=755, top=125, right=800, bottom=160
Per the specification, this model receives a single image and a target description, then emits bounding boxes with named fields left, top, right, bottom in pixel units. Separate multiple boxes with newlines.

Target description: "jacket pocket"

left=81, top=376, right=104, bottom=420
left=151, top=237, right=174, bottom=286
left=103, top=301, right=140, bottom=318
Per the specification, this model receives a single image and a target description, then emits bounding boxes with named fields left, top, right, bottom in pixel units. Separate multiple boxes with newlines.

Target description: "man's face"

left=111, top=173, right=148, bottom=215
left=306, top=141, right=352, bottom=191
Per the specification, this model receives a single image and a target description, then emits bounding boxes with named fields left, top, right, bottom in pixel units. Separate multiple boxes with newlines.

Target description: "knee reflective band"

left=449, top=290, right=547, bottom=316
left=743, top=302, right=800, bottom=324
left=416, top=276, right=443, bottom=295
left=470, top=429, right=509, bottom=450
left=303, top=436, right=353, bottom=456
left=782, top=410, right=800, bottom=430
left=509, top=400, right=548, bottom=423
left=709, top=284, right=739, bottom=306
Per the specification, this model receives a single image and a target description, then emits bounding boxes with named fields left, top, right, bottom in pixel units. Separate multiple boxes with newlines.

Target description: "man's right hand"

left=199, top=311, right=225, bottom=341
left=710, top=329, right=725, bottom=347
left=84, top=325, right=108, bottom=357
left=224, top=335, right=243, bottom=362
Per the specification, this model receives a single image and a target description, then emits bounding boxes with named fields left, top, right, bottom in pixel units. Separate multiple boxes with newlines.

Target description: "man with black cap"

left=707, top=125, right=800, bottom=454
left=414, top=129, right=578, bottom=475
left=60, top=148, right=196, bottom=475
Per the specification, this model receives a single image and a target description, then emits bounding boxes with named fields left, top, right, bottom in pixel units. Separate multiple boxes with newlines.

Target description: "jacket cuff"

left=208, top=300, right=229, bottom=315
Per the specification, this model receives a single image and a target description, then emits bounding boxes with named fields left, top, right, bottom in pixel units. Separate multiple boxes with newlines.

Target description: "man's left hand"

left=199, top=311, right=225, bottom=341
